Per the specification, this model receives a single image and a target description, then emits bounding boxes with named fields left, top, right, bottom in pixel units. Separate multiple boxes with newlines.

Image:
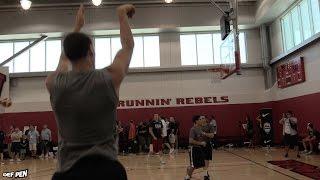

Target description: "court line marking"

left=224, top=149, right=299, bottom=180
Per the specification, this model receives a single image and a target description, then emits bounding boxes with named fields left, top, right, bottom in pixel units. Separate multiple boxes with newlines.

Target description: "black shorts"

left=284, top=134, right=298, bottom=147
left=189, top=146, right=205, bottom=169
left=11, top=142, right=20, bottom=153
left=0, top=143, right=3, bottom=153
left=203, top=144, right=213, bottom=160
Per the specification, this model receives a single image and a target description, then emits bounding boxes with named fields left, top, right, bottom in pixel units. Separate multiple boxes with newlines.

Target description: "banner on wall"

left=259, top=108, right=273, bottom=146
left=276, top=57, right=306, bottom=88
left=118, top=96, right=229, bottom=109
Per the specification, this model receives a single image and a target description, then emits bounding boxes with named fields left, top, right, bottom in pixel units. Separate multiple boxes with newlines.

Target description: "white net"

left=207, top=69, right=222, bottom=84
left=220, top=31, right=235, bottom=74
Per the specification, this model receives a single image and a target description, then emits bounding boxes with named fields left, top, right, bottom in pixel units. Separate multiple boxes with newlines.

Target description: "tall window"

left=0, top=35, right=160, bottom=73
left=94, top=35, right=160, bottom=69
left=30, top=41, right=45, bottom=72
left=0, top=42, right=14, bottom=73
left=281, top=0, right=320, bottom=51
left=45, top=40, right=61, bottom=71
left=0, top=39, right=61, bottom=73
left=180, top=32, right=247, bottom=66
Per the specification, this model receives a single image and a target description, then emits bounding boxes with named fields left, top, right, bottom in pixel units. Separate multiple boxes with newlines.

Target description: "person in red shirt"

left=128, top=120, right=136, bottom=153
left=6, top=125, right=14, bottom=158
left=149, top=114, right=165, bottom=164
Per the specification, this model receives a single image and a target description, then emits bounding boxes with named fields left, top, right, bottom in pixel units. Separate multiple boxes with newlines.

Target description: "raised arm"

left=106, top=4, right=135, bottom=96
left=45, top=5, right=85, bottom=91
left=279, top=114, right=286, bottom=124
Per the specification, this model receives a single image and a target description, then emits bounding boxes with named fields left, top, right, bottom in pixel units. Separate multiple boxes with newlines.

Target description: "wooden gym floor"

left=0, top=148, right=319, bottom=180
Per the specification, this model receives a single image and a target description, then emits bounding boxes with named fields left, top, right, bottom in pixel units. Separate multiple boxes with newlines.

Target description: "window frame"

left=280, top=0, right=320, bottom=52
left=180, top=31, right=248, bottom=66
left=0, top=37, right=62, bottom=73
left=94, top=34, right=160, bottom=69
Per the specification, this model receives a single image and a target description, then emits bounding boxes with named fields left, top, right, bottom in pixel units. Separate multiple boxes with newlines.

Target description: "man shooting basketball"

left=46, top=3, right=135, bottom=175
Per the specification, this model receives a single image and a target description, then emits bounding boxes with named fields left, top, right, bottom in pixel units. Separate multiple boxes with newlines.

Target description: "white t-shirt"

left=210, top=119, right=217, bottom=134
left=11, top=131, right=22, bottom=143
left=161, top=119, right=169, bottom=137
left=282, top=117, right=297, bottom=135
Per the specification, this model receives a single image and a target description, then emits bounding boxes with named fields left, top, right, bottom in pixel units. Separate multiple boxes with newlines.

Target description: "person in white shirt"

left=28, top=125, right=39, bottom=158
left=210, top=116, right=217, bottom=148
left=10, top=127, right=22, bottom=162
left=210, top=116, right=217, bottom=135
left=279, top=111, right=300, bottom=158
left=161, top=117, right=172, bottom=153
left=40, top=124, right=52, bottom=158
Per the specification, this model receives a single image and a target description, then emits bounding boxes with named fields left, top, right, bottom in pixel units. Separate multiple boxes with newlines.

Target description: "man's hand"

left=153, top=136, right=157, bottom=140
left=117, top=4, right=135, bottom=18
left=74, top=4, right=85, bottom=32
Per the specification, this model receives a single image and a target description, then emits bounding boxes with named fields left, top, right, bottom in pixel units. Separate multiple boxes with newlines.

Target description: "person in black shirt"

left=149, top=114, right=165, bottom=164
left=20, top=135, right=28, bottom=160
left=168, top=117, right=178, bottom=153
left=137, top=122, right=148, bottom=153
left=302, top=123, right=320, bottom=155
left=0, top=127, right=5, bottom=165
left=117, top=120, right=127, bottom=154
left=245, top=115, right=254, bottom=148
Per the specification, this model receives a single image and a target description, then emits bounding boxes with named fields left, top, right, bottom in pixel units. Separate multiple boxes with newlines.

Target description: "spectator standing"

left=20, top=135, right=28, bottom=160
left=27, top=125, right=39, bottom=158
left=168, top=117, right=178, bottom=153
left=7, top=125, right=14, bottom=158
left=149, top=114, right=165, bottom=164
left=0, top=126, right=5, bottom=165
left=279, top=111, right=300, bottom=158
left=40, top=124, right=52, bottom=158
left=128, top=120, right=136, bottom=153
left=245, top=115, right=254, bottom=148
left=161, top=117, right=171, bottom=153
left=10, top=127, right=22, bottom=162
left=137, top=122, right=148, bottom=153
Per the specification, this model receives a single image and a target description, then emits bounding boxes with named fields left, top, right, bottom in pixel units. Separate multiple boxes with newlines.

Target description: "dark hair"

left=192, top=115, right=200, bottom=123
left=287, top=111, right=293, bottom=115
left=308, top=123, right=313, bottom=128
left=63, top=32, right=92, bottom=62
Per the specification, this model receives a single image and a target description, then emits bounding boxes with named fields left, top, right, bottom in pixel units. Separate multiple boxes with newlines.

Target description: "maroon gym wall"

left=0, top=92, right=319, bottom=145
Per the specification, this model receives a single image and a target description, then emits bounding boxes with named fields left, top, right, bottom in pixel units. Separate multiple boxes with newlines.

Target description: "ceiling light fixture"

left=92, top=0, right=102, bottom=6
left=20, top=0, right=32, bottom=10
left=165, top=0, right=174, bottom=3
